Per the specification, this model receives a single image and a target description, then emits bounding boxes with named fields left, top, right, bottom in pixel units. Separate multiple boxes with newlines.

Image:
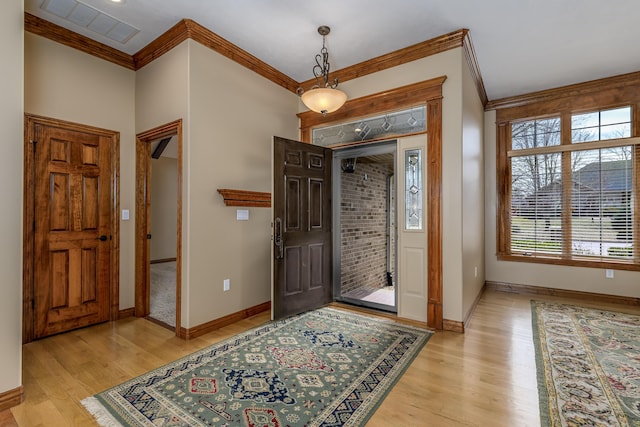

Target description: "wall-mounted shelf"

left=217, top=189, right=271, bottom=207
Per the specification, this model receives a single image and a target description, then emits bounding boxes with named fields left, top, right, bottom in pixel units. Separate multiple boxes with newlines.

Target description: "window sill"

left=497, top=253, right=640, bottom=272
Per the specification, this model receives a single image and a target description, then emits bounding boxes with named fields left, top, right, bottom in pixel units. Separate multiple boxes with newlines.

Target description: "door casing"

left=135, top=120, right=183, bottom=337
left=23, top=114, right=120, bottom=343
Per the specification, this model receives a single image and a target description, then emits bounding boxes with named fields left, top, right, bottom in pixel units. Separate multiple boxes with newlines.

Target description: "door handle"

left=274, top=217, right=283, bottom=260
left=97, top=235, right=108, bottom=241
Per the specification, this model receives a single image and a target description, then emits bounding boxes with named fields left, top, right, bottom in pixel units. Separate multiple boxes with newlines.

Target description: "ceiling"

left=25, top=0, right=640, bottom=101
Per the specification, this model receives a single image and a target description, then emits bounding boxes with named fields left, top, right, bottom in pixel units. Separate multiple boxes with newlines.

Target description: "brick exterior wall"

left=340, top=161, right=395, bottom=294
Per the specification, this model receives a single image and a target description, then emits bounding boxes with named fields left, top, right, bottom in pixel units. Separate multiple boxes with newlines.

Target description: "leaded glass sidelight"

left=405, top=149, right=423, bottom=230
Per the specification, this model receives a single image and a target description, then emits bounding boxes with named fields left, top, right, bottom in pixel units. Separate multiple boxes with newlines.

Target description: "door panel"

left=33, top=123, right=111, bottom=338
left=273, top=136, right=332, bottom=319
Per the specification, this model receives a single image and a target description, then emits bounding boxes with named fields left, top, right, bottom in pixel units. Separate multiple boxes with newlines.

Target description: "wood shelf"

left=217, top=189, right=271, bottom=208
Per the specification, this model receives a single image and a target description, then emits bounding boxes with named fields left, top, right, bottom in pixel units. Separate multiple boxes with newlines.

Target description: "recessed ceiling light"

left=109, top=0, right=125, bottom=4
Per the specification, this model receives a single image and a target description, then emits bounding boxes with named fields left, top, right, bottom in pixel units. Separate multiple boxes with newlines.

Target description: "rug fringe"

left=81, top=397, right=123, bottom=427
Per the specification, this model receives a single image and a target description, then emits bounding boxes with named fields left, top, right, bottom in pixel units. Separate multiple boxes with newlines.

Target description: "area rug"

left=531, top=300, right=640, bottom=426
left=82, top=307, right=432, bottom=426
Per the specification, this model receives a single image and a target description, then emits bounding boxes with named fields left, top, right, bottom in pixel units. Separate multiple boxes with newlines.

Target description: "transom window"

left=499, top=103, right=639, bottom=269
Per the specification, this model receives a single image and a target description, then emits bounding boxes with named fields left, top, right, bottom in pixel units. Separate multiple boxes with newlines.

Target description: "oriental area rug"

left=82, top=307, right=432, bottom=426
left=531, top=300, right=640, bottom=426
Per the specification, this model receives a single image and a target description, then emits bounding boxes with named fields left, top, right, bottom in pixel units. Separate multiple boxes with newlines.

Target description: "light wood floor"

left=9, top=288, right=640, bottom=426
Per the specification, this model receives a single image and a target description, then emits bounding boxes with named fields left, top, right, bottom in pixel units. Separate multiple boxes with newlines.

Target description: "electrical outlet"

left=223, top=279, right=230, bottom=291
left=605, top=269, right=614, bottom=279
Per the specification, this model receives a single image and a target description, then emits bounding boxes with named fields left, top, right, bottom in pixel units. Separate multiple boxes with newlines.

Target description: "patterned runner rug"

left=82, top=307, right=432, bottom=426
left=531, top=301, right=640, bottom=426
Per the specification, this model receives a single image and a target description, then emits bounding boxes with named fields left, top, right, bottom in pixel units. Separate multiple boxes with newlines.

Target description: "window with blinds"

left=507, top=106, right=638, bottom=265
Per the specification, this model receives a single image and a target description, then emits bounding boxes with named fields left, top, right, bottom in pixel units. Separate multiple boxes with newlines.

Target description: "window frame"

left=495, top=78, right=640, bottom=271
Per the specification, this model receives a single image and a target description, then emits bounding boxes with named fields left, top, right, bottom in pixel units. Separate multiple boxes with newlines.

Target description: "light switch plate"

left=236, top=209, right=249, bottom=221
left=121, top=209, right=129, bottom=220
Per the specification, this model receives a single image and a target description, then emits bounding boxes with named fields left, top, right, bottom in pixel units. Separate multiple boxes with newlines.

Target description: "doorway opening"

left=135, top=120, right=183, bottom=336
left=332, top=141, right=397, bottom=313
left=148, top=136, right=178, bottom=328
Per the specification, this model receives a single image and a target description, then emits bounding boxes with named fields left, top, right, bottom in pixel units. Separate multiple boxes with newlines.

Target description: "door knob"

left=97, top=235, right=108, bottom=241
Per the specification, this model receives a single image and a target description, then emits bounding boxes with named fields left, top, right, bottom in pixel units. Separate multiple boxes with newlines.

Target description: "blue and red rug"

left=82, top=307, right=432, bottom=426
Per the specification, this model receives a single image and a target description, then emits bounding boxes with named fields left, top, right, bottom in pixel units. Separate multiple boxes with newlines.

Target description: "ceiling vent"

left=41, top=0, right=139, bottom=44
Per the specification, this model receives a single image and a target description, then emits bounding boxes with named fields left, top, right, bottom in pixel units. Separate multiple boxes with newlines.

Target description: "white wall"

left=331, top=48, right=467, bottom=321
left=0, top=0, right=24, bottom=396
left=24, top=33, right=137, bottom=308
left=150, top=156, right=178, bottom=261
left=484, top=109, right=640, bottom=297
left=186, top=40, right=299, bottom=327
left=461, top=55, right=485, bottom=320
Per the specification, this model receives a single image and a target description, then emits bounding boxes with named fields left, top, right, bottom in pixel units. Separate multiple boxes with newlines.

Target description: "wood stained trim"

left=217, top=189, right=271, bottom=207
left=487, top=70, right=640, bottom=112
left=442, top=319, right=464, bottom=333
left=132, top=19, right=299, bottom=92
left=299, top=29, right=466, bottom=91
left=118, top=308, right=135, bottom=319
left=298, top=77, right=447, bottom=140
left=0, top=386, right=24, bottom=412
left=179, top=301, right=271, bottom=339
left=462, top=31, right=489, bottom=107
left=136, top=120, right=183, bottom=337
left=486, top=281, right=640, bottom=306
left=24, top=13, right=135, bottom=70
left=26, top=13, right=483, bottom=100
left=426, top=97, right=444, bottom=330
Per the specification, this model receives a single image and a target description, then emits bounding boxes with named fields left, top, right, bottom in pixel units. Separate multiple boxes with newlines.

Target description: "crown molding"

left=131, top=19, right=190, bottom=70
left=486, top=70, right=640, bottom=111
left=462, top=31, right=488, bottom=107
left=184, top=20, right=300, bottom=93
left=24, top=14, right=488, bottom=102
left=24, top=13, right=136, bottom=70
left=299, top=29, right=468, bottom=89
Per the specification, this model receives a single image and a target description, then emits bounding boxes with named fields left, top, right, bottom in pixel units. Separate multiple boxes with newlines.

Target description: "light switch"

left=121, top=209, right=129, bottom=220
left=236, top=209, right=249, bottom=221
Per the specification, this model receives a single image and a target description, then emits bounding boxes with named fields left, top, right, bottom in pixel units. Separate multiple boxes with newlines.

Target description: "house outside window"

left=496, top=84, right=640, bottom=270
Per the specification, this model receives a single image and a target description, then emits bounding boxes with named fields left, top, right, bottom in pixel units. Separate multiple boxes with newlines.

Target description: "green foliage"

left=607, top=247, right=633, bottom=257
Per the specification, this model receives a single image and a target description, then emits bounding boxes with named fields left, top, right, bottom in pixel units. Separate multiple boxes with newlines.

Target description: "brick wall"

left=341, top=161, right=395, bottom=294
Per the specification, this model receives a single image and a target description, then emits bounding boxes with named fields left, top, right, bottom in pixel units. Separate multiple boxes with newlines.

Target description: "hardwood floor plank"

left=11, top=289, right=640, bottom=426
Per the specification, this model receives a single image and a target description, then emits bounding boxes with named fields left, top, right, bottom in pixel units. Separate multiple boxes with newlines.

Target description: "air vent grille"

left=41, top=0, right=139, bottom=44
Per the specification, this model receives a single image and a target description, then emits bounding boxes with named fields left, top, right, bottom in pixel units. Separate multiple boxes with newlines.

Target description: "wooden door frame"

left=135, top=120, right=183, bottom=337
left=23, top=114, right=120, bottom=343
left=298, top=77, right=445, bottom=329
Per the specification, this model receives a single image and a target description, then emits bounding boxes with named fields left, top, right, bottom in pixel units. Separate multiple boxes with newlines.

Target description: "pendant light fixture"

left=297, top=26, right=347, bottom=116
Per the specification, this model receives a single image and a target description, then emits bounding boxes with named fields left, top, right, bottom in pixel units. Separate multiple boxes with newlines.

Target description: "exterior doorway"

left=135, top=120, right=183, bottom=336
left=332, top=141, right=397, bottom=313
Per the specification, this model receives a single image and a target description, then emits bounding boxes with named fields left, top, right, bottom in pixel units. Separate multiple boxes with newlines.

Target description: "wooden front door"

left=29, top=119, right=113, bottom=339
left=272, top=136, right=332, bottom=319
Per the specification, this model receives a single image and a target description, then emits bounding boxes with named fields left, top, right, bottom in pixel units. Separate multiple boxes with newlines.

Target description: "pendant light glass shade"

left=298, top=26, right=346, bottom=115
left=300, top=87, right=347, bottom=115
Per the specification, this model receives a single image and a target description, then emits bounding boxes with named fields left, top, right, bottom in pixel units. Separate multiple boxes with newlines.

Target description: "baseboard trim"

left=486, top=281, right=640, bottom=306
left=442, top=319, right=464, bottom=333
left=0, top=386, right=24, bottom=412
left=179, top=301, right=271, bottom=339
left=150, top=258, right=176, bottom=264
left=118, top=307, right=135, bottom=319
